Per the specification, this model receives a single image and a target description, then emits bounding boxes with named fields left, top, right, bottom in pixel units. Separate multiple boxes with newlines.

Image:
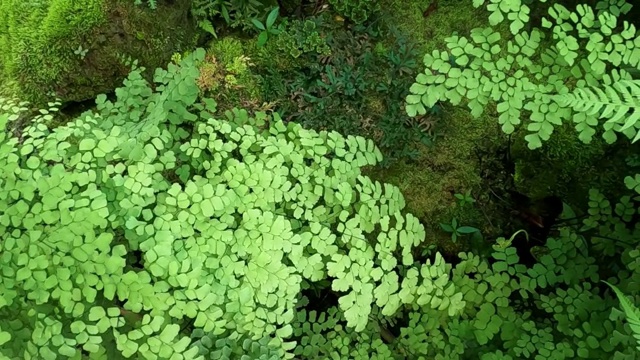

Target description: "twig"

left=489, top=188, right=510, bottom=205
left=476, top=199, right=495, bottom=229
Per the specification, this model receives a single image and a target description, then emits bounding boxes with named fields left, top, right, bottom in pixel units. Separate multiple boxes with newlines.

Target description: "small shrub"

left=191, top=0, right=273, bottom=32
left=328, top=0, right=380, bottom=24
left=273, top=19, right=331, bottom=60
left=257, top=15, right=434, bottom=165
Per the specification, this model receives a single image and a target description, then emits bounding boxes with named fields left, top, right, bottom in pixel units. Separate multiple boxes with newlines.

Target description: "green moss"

left=106, top=0, right=197, bottom=86
left=382, top=0, right=490, bottom=54
left=512, top=123, right=631, bottom=206
left=209, top=38, right=246, bottom=64
left=367, top=107, right=505, bottom=252
left=0, top=0, right=197, bottom=105
left=200, top=38, right=264, bottom=111
left=41, top=1, right=106, bottom=38
left=0, top=0, right=107, bottom=102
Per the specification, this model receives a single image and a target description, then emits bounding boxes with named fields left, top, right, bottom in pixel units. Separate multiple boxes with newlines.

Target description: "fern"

left=472, top=0, right=633, bottom=35
left=555, top=80, right=640, bottom=143
left=604, top=282, right=640, bottom=351
left=406, top=0, right=640, bottom=149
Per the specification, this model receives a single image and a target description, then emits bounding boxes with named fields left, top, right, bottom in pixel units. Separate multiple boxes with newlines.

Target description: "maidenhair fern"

left=401, top=2, right=640, bottom=354
left=555, top=80, right=640, bottom=143
left=0, top=48, right=468, bottom=358
left=2, top=26, right=640, bottom=359
left=472, top=0, right=534, bottom=34
left=472, top=0, right=632, bottom=35
left=407, top=0, right=640, bottom=149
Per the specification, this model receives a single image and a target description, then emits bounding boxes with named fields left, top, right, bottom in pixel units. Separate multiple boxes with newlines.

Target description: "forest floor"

left=366, top=0, right=514, bottom=254
left=0, top=0, right=544, bottom=255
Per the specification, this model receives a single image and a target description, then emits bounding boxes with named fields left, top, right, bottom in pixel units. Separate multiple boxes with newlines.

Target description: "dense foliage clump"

left=2, top=0, right=640, bottom=358
left=254, top=13, right=436, bottom=165
left=0, top=49, right=436, bottom=359
left=407, top=0, right=640, bottom=150
left=2, top=45, right=640, bottom=359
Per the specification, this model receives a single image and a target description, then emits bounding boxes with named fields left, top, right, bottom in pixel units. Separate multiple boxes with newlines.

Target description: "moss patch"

left=382, top=0, right=490, bottom=54
left=360, top=0, right=512, bottom=254
left=0, top=0, right=197, bottom=105
left=512, top=123, right=635, bottom=207
left=0, top=0, right=107, bottom=103
left=367, top=107, right=507, bottom=254
left=55, top=0, right=197, bottom=102
left=180, top=37, right=267, bottom=112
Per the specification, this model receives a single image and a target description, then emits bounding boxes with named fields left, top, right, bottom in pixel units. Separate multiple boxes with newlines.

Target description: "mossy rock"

left=182, top=37, right=265, bottom=111
left=0, top=0, right=197, bottom=105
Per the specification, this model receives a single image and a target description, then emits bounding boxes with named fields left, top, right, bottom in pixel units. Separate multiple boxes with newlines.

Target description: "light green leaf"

left=79, top=139, right=96, bottom=151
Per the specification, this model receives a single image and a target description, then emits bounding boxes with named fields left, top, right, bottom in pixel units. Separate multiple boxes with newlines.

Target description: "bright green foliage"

left=0, top=48, right=469, bottom=358
left=401, top=219, right=639, bottom=358
left=3, top=3, right=640, bottom=356
left=407, top=0, right=640, bottom=149
left=0, top=0, right=106, bottom=102
left=556, top=80, right=640, bottom=143
left=604, top=282, right=640, bottom=351
left=191, top=0, right=274, bottom=32
left=291, top=307, right=396, bottom=358
left=328, top=0, right=380, bottom=24
left=472, top=0, right=533, bottom=34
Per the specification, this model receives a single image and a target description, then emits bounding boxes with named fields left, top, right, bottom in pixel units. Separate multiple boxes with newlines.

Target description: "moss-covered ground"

left=362, top=0, right=512, bottom=252
left=0, top=0, right=197, bottom=105
left=0, top=0, right=107, bottom=103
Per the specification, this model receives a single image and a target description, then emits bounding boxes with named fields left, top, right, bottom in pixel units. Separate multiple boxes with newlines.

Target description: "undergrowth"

left=252, top=12, right=438, bottom=166
left=2, top=0, right=640, bottom=358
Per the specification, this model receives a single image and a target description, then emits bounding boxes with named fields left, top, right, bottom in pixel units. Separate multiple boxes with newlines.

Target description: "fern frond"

left=603, top=281, right=640, bottom=351
left=555, top=80, right=640, bottom=141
